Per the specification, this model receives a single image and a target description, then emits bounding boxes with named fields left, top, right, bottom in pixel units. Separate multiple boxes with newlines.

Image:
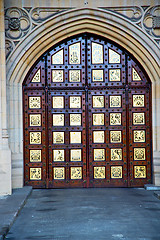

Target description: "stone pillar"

left=0, top=0, right=11, bottom=195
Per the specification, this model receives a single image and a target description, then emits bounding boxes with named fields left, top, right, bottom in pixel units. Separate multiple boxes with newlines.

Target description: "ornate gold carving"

left=133, top=113, right=145, bottom=125
left=110, top=96, right=121, bottom=107
left=93, top=96, right=104, bottom=108
left=69, top=42, right=80, bottom=64
left=53, top=150, right=64, bottom=161
left=134, top=130, right=145, bottom=142
left=30, top=168, right=41, bottom=180
left=70, top=114, right=81, bottom=126
left=30, top=132, right=41, bottom=144
left=31, top=69, right=41, bottom=82
left=92, top=70, right=103, bottom=82
left=94, top=149, right=105, bottom=161
left=70, top=96, right=81, bottom=108
left=109, top=69, right=121, bottom=81
left=111, top=149, right=122, bottom=161
left=52, top=96, right=64, bottom=108
left=52, top=70, right=63, bottom=82
left=109, top=49, right=120, bottom=63
left=111, top=166, right=122, bottom=178
left=92, top=42, right=103, bottom=64
left=71, top=167, right=82, bottom=179
left=110, top=131, right=121, bottom=143
left=69, top=70, right=80, bottom=82
left=53, top=114, right=64, bottom=126
left=93, top=113, right=104, bottom=125
left=110, top=113, right=121, bottom=125
left=53, top=167, right=65, bottom=179
left=70, top=149, right=81, bottom=161
left=134, top=166, right=146, bottom=178
left=134, top=148, right=145, bottom=160
left=133, top=95, right=144, bottom=107
left=53, top=132, right=64, bottom=144
left=52, top=49, right=63, bottom=64
left=70, top=132, right=81, bottom=144
left=93, top=131, right=105, bottom=143
left=29, top=97, right=41, bottom=109
left=94, top=167, right=105, bottom=179
left=132, top=68, right=141, bottom=81
left=29, top=114, right=41, bottom=126
left=30, top=150, right=41, bottom=162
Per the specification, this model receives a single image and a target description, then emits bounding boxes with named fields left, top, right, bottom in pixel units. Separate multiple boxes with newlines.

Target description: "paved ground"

left=5, top=188, right=160, bottom=240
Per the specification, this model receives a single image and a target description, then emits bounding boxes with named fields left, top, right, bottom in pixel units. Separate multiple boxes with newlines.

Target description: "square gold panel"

left=93, top=131, right=105, bottom=143
left=111, top=149, right=122, bottom=161
left=109, top=49, right=120, bottom=63
left=93, top=96, right=104, bottom=108
left=110, top=96, right=121, bottom=107
left=92, top=42, right=103, bottom=64
left=53, top=132, right=64, bottom=144
left=29, top=97, right=41, bottom=109
left=53, top=167, right=65, bottom=179
left=134, top=166, right=146, bottom=178
left=70, top=114, right=81, bottom=126
left=69, top=70, right=81, bottom=82
left=71, top=167, right=82, bottom=179
left=30, top=168, right=41, bottom=180
left=29, top=114, right=41, bottom=126
left=31, top=69, right=41, bottom=82
left=110, top=131, right=121, bottom=143
left=94, top=149, right=105, bottom=161
left=53, top=114, right=64, bottom=126
left=134, top=148, right=145, bottom=160
left=111, top=166, right=122, bottom=178
left=132, top=68, right=141, bottom=81
left=70, top=132, right=81, bottom=144
left=52, top=70, right=63, bottom=82
left=134, top=130, right=145, bottom=142
left=133, top=95, right=144, bottom=107
left=52, top=49, right=63, bottom=64
left=69, top=42, right=80, bottom=64
left=109, top=69, right=121, bottom=81
left=94, top=167, right=105, bottom=179
left=30, top=150, right=41, bottom=162
left=93, top=113, right=104, bottom=125
left=70, top=149, right=81, bottom=161
left=133, top=113, right=145, bottom=125
left=53, top=150, right=64, bottom=161
left=52, top=96, right=64, bottom=108
left=110, top=113, right=121, bottom=125
left=30, top=132, right=41, bottom=144
left=70, top=96, right=81, bottom=108
left=92, top=70, right=103, bottom=82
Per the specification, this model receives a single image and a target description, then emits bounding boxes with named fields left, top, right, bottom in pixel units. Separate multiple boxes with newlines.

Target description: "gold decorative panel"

left=92, top=70, right=103, bottom=82
left=133, top=95, right=144, bottom=107
left=111, top=149, right=122, bottom=161
left=70, top=114, right=81, bottom=126
left=132, top=68, right=141, bottom=81
left=133, top=113, right=145, bottom=125
left=134, top=130, right=145, bottom=142
left=52, top=49, right=63, bottom=64
left=69, top=42, right=80, bottom=64
left=110, top=131, right=121, bottom=143
left=53, top=132, right=64, bottom=144
left=71, top=167, right=82, bottom=179
left=93, top=113, right=104, bottom=125
left=70, top=149, right=81, bottom=161
left=53, top=167, right=65, bottom=179
left=109, top=69, right=121, bottom=81
left=70, top=96, right=81, bottom=108
left=69, top=70, right=80, bottom=82
left=110, top=113, right=121, bottom=125
left=52, top=70, right=63, bottom=82
left=29, top=97, right=41, bottom=109
left=52, top=96, right=64, bottom=108
left=29, top=114, right=41, bottom=126
left=70, top=132, right=81, bottom=144
left=53, top=114, right=64, bottom=126
left=134, top=166, right=146, bottom=178
left=53, top=150, right=64, bottom=161
left=31, top=69, right=41, bottom=82
left=93, top=131, right=104, bottom=143
left=30, top=168, right=41, bottom=180
left=92, top=42, right=103, bottom=64
left=94, top=167, right=105, bottom=179
left=111, top=166, right=122, bottom=178
left=30, top=150, right=41, bottom=162
left=94, top=149, right=105, bottom=161
left=93, top=96, right=104, bottom=108
left=30, top=132, right=41, bottom=144
left=134, top=148, right=145, bottom=161
left=110, top=96, right=121, bottom=107
left=109, top=49, right=120, bottom=63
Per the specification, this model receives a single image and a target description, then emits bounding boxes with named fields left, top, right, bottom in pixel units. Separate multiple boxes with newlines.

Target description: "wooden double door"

left=23, top=34, right=152, bottom=188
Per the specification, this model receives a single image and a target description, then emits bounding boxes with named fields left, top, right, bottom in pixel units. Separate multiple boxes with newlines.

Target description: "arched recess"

left=6, top=8, right=160, bottom=188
